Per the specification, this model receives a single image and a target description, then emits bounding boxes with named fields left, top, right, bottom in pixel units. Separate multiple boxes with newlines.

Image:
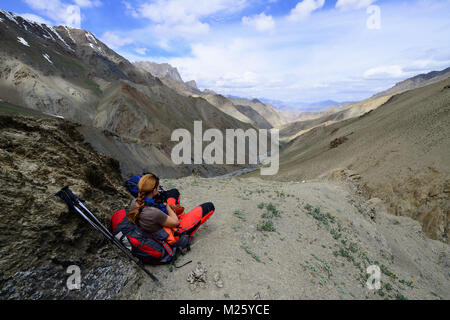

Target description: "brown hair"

left=127, top=173, right=159, bottom=224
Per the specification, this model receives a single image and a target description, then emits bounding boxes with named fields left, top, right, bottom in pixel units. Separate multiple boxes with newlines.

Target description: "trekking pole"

left=61, top=187, right=120, bottom=241
left=57, top=188, right=161, bottom=284
left=59, top=187, right=158, bottom=276
left=56, top=187, right=161, bottom=285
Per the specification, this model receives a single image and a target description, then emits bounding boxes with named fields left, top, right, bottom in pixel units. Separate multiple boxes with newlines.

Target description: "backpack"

left=111, top=209, right=175, bottom=264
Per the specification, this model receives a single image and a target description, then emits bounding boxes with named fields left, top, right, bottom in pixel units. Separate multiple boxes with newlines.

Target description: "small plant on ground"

left=241, top=241, right=260, bottom=262
left=330, top=228, right=342, bottom=240
left=275, top=190, right=285, bottom=198
left=395, top=292, right=408, bottom=300
left=233, top=209, right=246, bottom=221
left=266, top=202, right=281, bottom=217
left=312, top=253, right=333, bottom=277
left=379, top=264, right=397, bottom=279
left=430, top=292, right=443, bottom=300
left=384, top=282, right=393, bottom=291
left=349, top=242, right=358, bottom=253
left=305, top=205, right=330, bottom=226
left=257, top=220, right=276, bottom=232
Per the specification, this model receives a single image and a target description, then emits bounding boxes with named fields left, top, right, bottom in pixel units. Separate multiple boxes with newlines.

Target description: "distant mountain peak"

left=133, top=61, right=184, bottom=83
left=185, top=80, right=198, bottom=90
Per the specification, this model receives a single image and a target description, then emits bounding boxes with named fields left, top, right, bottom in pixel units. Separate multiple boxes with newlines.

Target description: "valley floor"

left=133, top=176, right=450, bottom=300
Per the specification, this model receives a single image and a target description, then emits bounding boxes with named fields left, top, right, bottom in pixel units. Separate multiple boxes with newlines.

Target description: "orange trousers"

left=166, top=189, right=215, bottom=240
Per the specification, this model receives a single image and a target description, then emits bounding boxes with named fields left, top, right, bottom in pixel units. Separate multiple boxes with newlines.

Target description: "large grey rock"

left=0, top=114, right=143, bottom=299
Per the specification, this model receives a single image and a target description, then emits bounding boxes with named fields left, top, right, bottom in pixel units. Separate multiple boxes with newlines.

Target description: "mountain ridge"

left=372, top=66, right=450, bottom=99
left=0, top=9, right=256, bottom=177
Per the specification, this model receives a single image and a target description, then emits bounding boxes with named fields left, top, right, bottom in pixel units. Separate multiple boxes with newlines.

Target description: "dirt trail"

left=135, top=176, right=450, bottom=300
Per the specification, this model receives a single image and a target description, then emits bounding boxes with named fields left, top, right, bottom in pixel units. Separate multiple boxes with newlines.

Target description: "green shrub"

left=257, top=220, right=276, bottom=232
left=233, top=210, right=246, bottom=221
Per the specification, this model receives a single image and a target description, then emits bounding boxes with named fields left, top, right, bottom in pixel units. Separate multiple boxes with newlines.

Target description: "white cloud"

left=242, top=13, right=275, bottom=32
left=73, top=0, right=102, bottom=8
left=20, top=13, right=52, bottom=25
left=165, top=39, right=268, bottom=90
left=122, top=1, right=139, bottom=18
left=131, top=0, right=249, bottom=40
left=287, top=0, right=325, bottom=22
left=135, top=47, right=148, bottom=55
left=336, top=0, right=378, bottom=11
left=137, top=0, right=247, bottom=23
left=100, top=31, right=134, bottom=49
left=23, top=0, right=81, bottom=27
left=408, top=59, right=450, bottom=71
left=363, top=65, right=407, bottom=79
left=107, top=0, right=450, bottom=102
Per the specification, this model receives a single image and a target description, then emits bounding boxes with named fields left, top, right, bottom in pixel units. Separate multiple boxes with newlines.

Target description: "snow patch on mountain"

left=43, top=53, right=53, bottom=64
left=85, top=31, right=97, bottom=44
left=64, top=26, right=76, bottom=44
left=42, top=27, right=56, bottom=41
left=49, top=26, right=74, bottom=52
left=88, top=43, right=103, bottom=53
left=1, top=10, right=19, bottom=25
left=17, top=37, right=30, bottom=47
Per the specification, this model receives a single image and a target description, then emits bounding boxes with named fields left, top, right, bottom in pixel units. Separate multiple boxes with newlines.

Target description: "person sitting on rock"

left=126, top=173, right=215, bottom=247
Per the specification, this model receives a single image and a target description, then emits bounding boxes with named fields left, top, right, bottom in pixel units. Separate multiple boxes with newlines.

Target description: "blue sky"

left=1, top=0, right=450, bottom=104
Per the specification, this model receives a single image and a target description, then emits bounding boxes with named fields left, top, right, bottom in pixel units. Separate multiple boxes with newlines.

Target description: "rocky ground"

left=0, top=113, right=143, bottom=299
left=136, top=176, right=450, bottom=300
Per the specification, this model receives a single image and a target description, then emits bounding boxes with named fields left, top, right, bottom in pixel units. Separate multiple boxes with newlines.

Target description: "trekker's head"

left=127, top=173, right=160, bottom=224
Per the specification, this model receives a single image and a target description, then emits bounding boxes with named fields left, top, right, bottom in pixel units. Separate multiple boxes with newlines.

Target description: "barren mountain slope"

left=228, top=97, right=288, bottom=128
left=260, top=78, right=450, bottom=242
left=280, top=95, right=394, bottom=140
left=234, top=104, right=273, bottom=129
left=134, top=60, right=281, bottom=129
left=197, top=93, right=255, bottom=125
left=373, top=66, right=450, bottom=99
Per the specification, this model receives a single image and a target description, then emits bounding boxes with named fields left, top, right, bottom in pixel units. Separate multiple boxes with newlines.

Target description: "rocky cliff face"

left=133, top=61, right=202, bottom=96
left=0, top=113, right=143, bottom=299
left=133, top=61, right=183, bottom=83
